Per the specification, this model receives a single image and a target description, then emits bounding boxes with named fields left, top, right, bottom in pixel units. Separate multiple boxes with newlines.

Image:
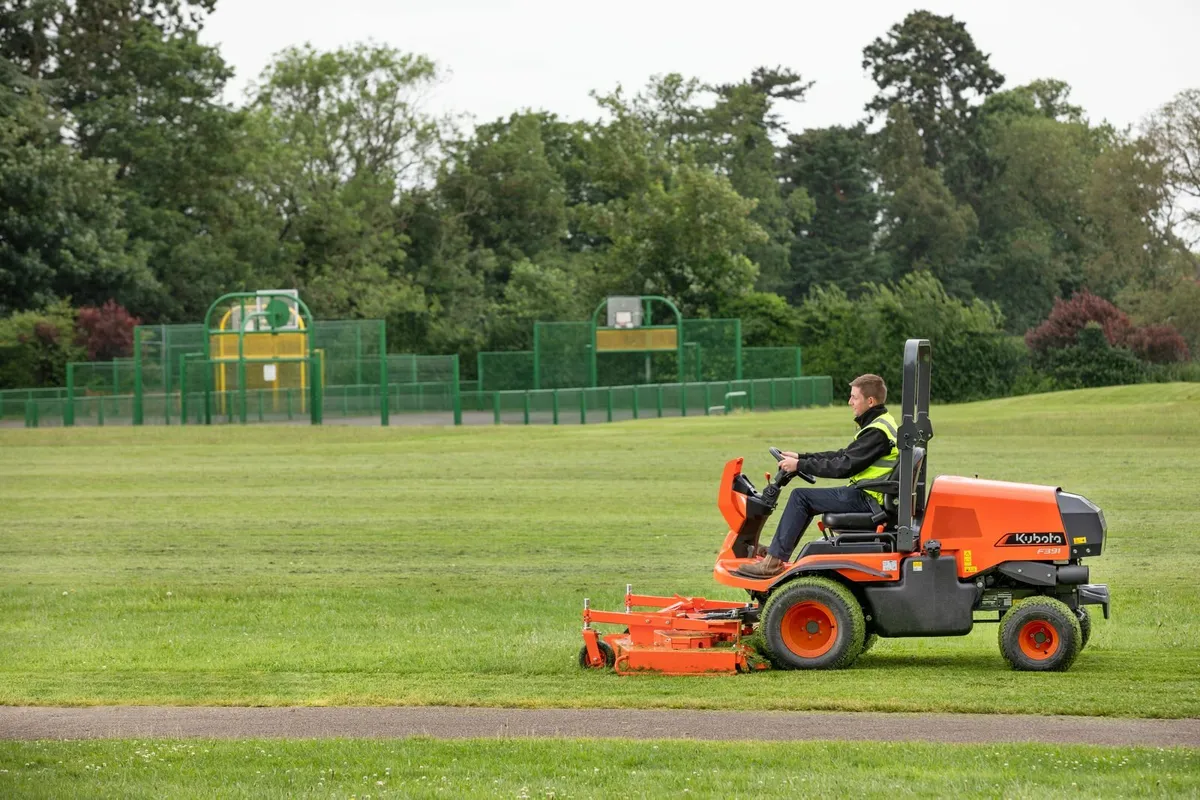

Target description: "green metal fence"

left=11, top=373, right=833, bottom=428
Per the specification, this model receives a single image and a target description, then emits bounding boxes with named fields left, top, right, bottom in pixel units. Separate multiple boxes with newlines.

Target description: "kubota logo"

left=999, top=532, right=1066, bottom=546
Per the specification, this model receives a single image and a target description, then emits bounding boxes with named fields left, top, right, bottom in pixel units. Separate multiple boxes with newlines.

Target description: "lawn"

left=1, top=383, right=1198, bottom=716
left=0, top=739, right=1196, bottom=799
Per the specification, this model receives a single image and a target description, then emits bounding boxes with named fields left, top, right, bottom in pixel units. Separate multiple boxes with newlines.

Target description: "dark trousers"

left=768, top=486, right=873, bottom=560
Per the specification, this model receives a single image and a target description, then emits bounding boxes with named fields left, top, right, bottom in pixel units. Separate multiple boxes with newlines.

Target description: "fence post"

left=579, top=389, right=586, bottom=425
left=552, top=389, right=559, bottom=425
left=656, top=385, right=664, bottom=418
left=523, top=392, right=530, bottom=425
left=133, top=331, right=144, bottom=425
left=632, top=387, right=639, bottom=420
left=493, top=391, right=501, bottom=425
left=65, top=363, right=75, bottom=427
left=451, top=355, right=463, bottom=426
left=681, top=383, right=687, bottom=417
left=606, top=387, right=613, bottom=423
left=97, top=396, right=104, bottom=427
left=704, top=384, right=711, bottom=416
left=379, top=320, right=389, bottom=427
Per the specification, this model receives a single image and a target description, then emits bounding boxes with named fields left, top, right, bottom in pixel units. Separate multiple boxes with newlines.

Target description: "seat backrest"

left=880, top=446, right=926, bottom=518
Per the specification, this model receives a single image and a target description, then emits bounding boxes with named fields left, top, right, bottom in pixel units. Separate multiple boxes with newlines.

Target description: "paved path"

left=1, top=707, right=1197, bottom=747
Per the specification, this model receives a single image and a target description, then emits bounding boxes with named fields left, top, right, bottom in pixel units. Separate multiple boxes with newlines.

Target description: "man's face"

left=849, top=386, right=874, bottom=417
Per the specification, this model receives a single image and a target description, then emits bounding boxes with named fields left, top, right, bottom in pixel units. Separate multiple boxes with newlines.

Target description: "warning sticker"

left=1073, top=536, right=1087, bottom=544
left=912, top=560, right=923, bottom=572
left=883, top=559, right=897, bottom=572
left=963, top=549, right=977, bottom=574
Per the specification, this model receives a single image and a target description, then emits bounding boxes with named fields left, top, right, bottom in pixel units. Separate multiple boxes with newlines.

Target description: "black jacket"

left=795, top=405, right=894, bottom=480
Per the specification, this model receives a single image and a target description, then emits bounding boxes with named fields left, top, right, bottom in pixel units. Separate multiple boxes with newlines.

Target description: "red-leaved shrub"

left=1125, top=324, right=1191, bottom=364
left=1025, top=290, right=1133, bottom=354
left=75, top=300, right=140, bottom=361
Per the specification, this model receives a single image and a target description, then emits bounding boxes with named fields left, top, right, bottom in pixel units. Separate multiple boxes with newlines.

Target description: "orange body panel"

left=717, top=458, right=747, bottom=533
left=922, top=476, right=1066, bottom=576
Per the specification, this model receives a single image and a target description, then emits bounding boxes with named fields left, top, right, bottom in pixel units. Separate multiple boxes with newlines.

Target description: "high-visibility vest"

left=849, top=411, right=899, bottom=504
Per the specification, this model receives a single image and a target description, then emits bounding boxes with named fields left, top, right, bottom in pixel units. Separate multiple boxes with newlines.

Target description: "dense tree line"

left=2, top=4, right=1198, bottom=395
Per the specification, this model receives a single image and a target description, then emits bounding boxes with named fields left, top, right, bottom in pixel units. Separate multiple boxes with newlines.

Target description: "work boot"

left=734, top=554, right=786, bottom=579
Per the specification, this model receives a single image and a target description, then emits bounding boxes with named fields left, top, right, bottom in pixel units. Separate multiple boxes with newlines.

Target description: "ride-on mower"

left=579, top=338, right=1110, bottom=674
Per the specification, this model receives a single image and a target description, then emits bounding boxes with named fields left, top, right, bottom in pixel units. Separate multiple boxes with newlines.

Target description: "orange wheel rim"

left=1018, top=619, right=1060, bottom=660
left=780, top=601, right=837, bottom=658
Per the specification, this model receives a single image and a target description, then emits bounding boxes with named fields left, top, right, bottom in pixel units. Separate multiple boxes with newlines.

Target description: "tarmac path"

left=1, top=707, right=1197, bottom=747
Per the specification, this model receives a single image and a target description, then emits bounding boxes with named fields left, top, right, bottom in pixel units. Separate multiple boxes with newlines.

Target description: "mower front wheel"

left=999, top=596, right=1082, bottom=672
left=760, top=577, right=866, bottom=670
left=578, top=640, right=615, bottom=670
left=1076, top=607, right=1092, bottom=649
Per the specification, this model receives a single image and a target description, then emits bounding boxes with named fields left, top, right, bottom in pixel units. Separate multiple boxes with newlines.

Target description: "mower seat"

left=821, top=512, right=882, bottom=530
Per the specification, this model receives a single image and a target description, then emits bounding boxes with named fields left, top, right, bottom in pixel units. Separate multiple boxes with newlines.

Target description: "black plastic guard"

left=1078, top=583, right=1111, bottom=619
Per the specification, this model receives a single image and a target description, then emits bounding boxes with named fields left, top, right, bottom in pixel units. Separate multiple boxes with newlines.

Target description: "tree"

left=875, top=105, right=978, bottom=292
left=579, top=163, right=767, bottom=316
left=782, top=124, right=889, bottom=300
left=0, top=77, right=151, bottom=315
left=1144, top=88, right=1200, bottom=268
left=1, top=0, right=285, bottom=321
left=702, top=67, right=814, bottom=293
left=437, top=112, right=570, bottom=272
left=863, top=10, right=1004, bottom=195
left=251, top=42, right=449, bottom=322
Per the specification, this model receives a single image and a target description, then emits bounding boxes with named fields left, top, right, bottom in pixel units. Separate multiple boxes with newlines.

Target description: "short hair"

left=850, top=374, right=887, bottom=405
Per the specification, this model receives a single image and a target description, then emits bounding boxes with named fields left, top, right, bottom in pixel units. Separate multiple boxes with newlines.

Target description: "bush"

left=75, top=300, right=140, bottom=361
left=0, top=300, right=86, bottom=389
left=797, top=272, right=1023, bottom=402
left=1034, top=323, right=1145, bottom=389
left=1025, top=290, right=1133, bottom=354
left=1124, top=323, right=1190, bottom=364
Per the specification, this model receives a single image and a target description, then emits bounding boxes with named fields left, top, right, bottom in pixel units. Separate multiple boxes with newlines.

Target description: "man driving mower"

left=735, top=374, right=900, bottom=579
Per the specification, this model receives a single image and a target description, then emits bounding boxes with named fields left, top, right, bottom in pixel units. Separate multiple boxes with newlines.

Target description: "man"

left=736, top=374, right=899, bottom=579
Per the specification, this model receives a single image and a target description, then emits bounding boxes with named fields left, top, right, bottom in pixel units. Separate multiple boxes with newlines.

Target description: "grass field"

left=1, top=739, right=1196, bottom=798
left=1, top=384, right=1199, bottom=716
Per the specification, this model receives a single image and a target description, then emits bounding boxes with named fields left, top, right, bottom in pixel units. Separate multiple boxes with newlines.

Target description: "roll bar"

left=896, top=339, right=934, bottom=552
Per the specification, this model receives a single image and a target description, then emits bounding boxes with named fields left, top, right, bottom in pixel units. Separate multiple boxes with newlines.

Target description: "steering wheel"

left=768, top=447, right=817, bottom=485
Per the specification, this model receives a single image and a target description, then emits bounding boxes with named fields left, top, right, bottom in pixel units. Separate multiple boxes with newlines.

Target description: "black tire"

left=578, top=639, right=615, bottom=669
left=998, top=596, right=1082, bottom=672
left=1076, top=607, right=1092, bottom=650
left=760, top=577, right=866, bottom=670
left=860, top=633, right=879, bottom=656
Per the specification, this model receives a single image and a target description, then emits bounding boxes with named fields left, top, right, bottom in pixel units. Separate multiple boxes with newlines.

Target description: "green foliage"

left=1033, top=323, right=1146, bottom=389
left=863, top=9, right=1004, bottom=188
left=876, top=106, right=978, bottom=293
left=797, top=272, right=1021, bottom=401
left=782, top=124, right=889, bottom=300
left=0, top=83, right=152, bottom=315
left=579, top=163, right=767, bottom=316
left=0, top=299, right=86, bottom=389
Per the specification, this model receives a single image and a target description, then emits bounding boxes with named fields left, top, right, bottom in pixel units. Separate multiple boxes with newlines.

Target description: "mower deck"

left=580, top=589, right=765, bottom=675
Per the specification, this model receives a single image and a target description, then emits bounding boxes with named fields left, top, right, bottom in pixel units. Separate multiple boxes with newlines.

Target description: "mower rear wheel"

left=998, top=596, right=1082, bottom=672
left=860, top=633, right=879, bottom=656
left=578, top=640, right=615, bottom=670
left=1076, top=607, right=1092, bottom=649
left=760, top=577, right=865, bottom=670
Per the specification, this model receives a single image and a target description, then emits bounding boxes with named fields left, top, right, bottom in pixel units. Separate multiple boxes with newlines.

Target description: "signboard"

left=595, top=327, right=678, bottom=352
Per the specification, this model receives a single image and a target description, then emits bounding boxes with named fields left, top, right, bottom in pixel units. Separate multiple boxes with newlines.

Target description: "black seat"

left=820, top=447, right=926, bottom=532
left=822, top=512, right=881, bottom=530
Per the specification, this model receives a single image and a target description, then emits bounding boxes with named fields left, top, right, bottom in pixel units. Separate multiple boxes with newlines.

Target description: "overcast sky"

left=199, top=0, right=1200, bottom=135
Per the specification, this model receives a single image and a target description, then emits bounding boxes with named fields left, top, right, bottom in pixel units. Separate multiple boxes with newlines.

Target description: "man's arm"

left=794, top=428, right=891, bottom=480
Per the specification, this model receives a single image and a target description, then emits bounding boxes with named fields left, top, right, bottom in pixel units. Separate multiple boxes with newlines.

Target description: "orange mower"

left=579, top=338, right=1109, bottom=674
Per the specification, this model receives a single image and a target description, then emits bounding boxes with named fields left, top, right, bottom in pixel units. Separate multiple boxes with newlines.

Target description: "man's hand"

left=779, top=455, right=800, bottom=474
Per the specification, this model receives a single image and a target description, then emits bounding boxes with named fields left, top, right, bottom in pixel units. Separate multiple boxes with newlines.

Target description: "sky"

left=198, top=0, right=1200, bottom=136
